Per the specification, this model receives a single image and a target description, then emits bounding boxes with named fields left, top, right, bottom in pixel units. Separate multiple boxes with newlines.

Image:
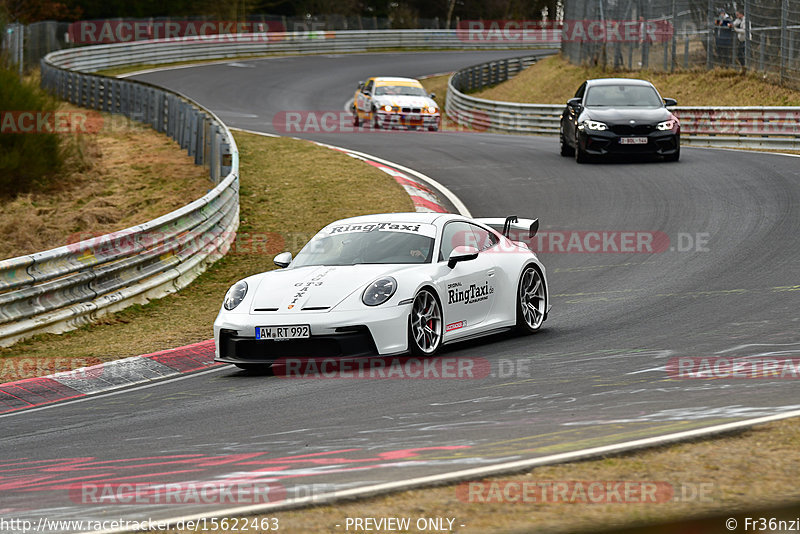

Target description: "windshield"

left=374, top=85, right=428, bottom=97
left=584, top=85, right=663, bottom=107
left=292, top=229, right=435, bottom=267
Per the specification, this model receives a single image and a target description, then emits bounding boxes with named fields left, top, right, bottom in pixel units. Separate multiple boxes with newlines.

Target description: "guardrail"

left=446, top=55, right=800, bottom=150
left=0, top=47, right=240, bottom=347
left=51, top=30, right=558, bottom=73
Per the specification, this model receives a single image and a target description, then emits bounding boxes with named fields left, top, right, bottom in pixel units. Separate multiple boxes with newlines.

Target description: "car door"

left=437, top=221, right=497, bottom=335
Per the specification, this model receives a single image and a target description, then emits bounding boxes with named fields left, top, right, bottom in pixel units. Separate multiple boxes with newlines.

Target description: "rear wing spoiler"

left=476, top=216, right=539, bottom=241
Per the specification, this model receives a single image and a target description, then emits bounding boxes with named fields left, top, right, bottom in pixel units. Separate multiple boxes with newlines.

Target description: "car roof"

left=586, top=78, right=656, bottom=87
left=372, top=77, right=423, bottom=86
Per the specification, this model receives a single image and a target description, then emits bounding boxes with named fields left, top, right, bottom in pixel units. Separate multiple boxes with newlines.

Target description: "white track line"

left=95, top=408, right=800, bottom=533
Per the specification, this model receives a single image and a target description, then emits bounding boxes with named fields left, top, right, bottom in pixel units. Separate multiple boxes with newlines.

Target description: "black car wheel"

left=372, top=108, right=381, bottom=129
left=664, top=145, right=680, bottom=162
left=516, top=265, right=547, bottom=333
left=575, top=134, right=589, bottom=163
left=560, top=130, right=574, bottom=157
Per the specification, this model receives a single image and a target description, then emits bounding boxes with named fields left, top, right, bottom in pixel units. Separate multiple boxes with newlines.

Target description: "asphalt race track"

left=2, top=50, right=799, bottom=529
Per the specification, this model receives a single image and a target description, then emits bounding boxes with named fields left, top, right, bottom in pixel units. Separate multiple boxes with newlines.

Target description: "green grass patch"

left=0, top=132, right=413, bottom=377
left=473, top=53, right=800, bottom=106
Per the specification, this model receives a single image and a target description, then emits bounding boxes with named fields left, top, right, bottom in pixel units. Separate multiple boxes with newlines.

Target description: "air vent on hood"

left=302, top=306, right=330, bottom=311
left=253, top=308, right=279, bottom=312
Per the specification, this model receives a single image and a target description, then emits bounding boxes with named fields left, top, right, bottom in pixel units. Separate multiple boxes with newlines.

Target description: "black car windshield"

left=292, top=231, right=435, bottom=267
left=584, top=85, right=663, bottom=107
left=374, top=85, right=428, bottom=97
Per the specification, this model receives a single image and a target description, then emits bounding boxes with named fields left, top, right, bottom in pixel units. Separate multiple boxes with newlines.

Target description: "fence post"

left=780, top=0, right=788, bottom=84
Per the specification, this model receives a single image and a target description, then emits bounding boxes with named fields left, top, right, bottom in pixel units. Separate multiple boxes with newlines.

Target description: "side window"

left=574, top=82, right=586, bottom=101
left=364, top=80, right=374, bottom=95
left=439, top=222, right=476, bottom=261
left=469, top=224, right=499, bottom=252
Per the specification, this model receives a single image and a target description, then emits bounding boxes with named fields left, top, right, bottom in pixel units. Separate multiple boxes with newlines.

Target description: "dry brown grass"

left=0, top=132, right=413, bottom=378
left=0, top=103, right=210, bottom=260
left=474, top=53, right=800, bottom=106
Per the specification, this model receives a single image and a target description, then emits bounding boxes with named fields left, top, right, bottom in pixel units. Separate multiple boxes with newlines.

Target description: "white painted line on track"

left=94, top=408, right=800, bottom=533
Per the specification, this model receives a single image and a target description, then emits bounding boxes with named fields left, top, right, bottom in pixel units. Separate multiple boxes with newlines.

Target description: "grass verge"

left=473, top=53, right=800, bottom=106
left=160, top=417, right=800, bottom=534
left=0, top=103, right=210, bottom=259
left=0, top=132, right=412, bottom=380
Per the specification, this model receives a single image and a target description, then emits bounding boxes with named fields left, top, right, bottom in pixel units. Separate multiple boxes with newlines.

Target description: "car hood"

left=583, top=107, right=672, bottom=125
left=373, top=95, right=436, bottom=110
left=249, top=264, right=410, bottom=312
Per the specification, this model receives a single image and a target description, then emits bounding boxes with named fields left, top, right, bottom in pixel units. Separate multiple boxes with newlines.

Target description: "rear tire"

left=515, top=265, right=547, bottom=333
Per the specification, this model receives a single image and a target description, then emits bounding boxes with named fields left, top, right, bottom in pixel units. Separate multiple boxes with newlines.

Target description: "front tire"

left=664, top=145, right=680, bottom=162
left=371, top=108, right=381, bottom=130
left=575, top=134, right=589, bottom=163
left=560, top=130, right=574, bottom=157
left=516, top=265, right=547, bottom=333
left=408, top=288, right=443, bottom=356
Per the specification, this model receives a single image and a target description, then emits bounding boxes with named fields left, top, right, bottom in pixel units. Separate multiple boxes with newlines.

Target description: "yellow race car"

left=353, top=77, right=440, bottom=131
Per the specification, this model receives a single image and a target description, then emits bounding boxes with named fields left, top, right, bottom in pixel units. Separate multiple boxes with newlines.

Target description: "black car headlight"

left=223, top=280, right=248, bottom=310
left=657, top=119, right=678, bottom=131
left=579, top=120, right=608, bottom=131
left=362, top=277, right=397, bottom=306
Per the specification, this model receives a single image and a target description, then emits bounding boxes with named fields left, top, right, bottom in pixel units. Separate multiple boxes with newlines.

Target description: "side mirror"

left=273, top=251, right=292, bottom=268
left=447, top=245, right=479, bottom=269
left=429, top=92, right=437, bottom=100
left=567, top=97, right=582, bottom=109
left=357, top=81, right=364, bottom=90
left=663, top=98, right=677, bottom=107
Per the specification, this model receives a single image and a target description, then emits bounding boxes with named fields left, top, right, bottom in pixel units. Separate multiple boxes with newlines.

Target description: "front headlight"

left=362, top=277, right=397, bottom=306
left=382, top=105, right=392, bottom=112
left=579, top=120, right=608, bottom=131
left=657, top=119, right=678, bottom=131
left=223, top=280, right=248, bottom=310
left=426, top=106, right=437, bottom=114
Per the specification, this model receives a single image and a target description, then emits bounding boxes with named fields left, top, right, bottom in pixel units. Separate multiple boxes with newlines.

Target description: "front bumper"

left=578, top=129, right=679, bottom=156
left=376, top=112, right=440, bottom=129
left=214, top=305, right=411, bottom=364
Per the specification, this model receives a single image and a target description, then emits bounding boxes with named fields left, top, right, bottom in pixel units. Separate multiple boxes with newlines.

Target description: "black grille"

left=402, top=107, right=421, bottom=113
left=611, top=124, right=655, bottom=135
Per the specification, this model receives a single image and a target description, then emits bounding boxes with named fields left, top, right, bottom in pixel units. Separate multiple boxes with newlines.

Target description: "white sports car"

left=214, top=212, right=549, bottom=370
left=352, top=76, right=441, bottom=131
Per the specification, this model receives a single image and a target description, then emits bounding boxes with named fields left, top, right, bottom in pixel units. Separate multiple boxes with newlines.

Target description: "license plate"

left=256, top=325, right=310, bottom=340
left=620, top=137, right=648, bottom=145
left=404, top=114, right=421, bottom=123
